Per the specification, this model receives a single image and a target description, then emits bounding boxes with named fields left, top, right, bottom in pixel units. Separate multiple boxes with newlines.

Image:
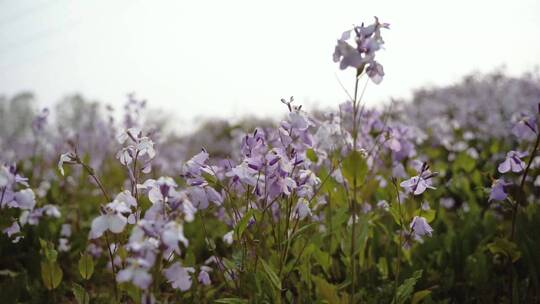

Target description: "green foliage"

left=78, top=252, right=94, bottom=280
left=72, top=283, right=90, bottom=304
left=393, top=270, right=423, bottom=304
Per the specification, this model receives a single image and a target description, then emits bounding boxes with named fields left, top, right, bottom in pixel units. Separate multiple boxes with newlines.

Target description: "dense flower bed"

left=1, top=18, right=539, bottom=303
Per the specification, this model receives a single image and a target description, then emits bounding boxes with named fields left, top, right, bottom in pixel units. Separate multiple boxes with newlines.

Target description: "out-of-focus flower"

left=512, top=114, right=537, bottom=140
left=58, top=153, right=75, bottom=176
left=117, top=258, right=153, bottom=289
left=61, top=224, right=72, bottom=237
left=377, top=200, right=389, bottom=211
left=440, top=197, right=455, bottom=209
left=498, top=151, right=527, bottom=173
left=293, top=198, right=311, bottom=220
left=89, top=207, right=128, bottom=239
left=223, top=231, right=234, bottom=245
left=3, top=221, right=20, bottom=238
left=198, top=266, right=212, bottom=286
left=410, top=216, right=433, bottom=238
left=489, top=179, right=511, bottom=201
left=163, top=262, right=195, bottom=291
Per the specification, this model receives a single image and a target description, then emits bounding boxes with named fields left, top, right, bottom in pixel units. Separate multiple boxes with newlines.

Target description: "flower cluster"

left=1, top=164, right=60, bottom=243
left=333, top=16, right=389, bottom=83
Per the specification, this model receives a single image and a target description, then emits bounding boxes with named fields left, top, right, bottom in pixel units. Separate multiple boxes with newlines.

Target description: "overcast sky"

left=0, top=0, right=539, bottom=123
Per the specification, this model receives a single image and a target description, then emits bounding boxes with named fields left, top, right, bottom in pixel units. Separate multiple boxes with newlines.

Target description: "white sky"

left=0, top=0, right=539, bottom=124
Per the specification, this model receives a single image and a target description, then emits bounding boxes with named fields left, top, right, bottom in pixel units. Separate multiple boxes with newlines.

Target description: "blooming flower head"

left=89, top=203, right=129, bottom=239
left=410, top=216, right=434, bottom=238
left=498, top=151, right=527, bottom=173
left=163, top=262, right=195, bottom=291
left=489, top=179, right=511, bottom=201
left=512, top=114, right=537, bottom=140
left=400, top=162, right=437, bottom=195
left=117, top=258, right=153, bottom=289
left=333, top=17, right=389, bottom=83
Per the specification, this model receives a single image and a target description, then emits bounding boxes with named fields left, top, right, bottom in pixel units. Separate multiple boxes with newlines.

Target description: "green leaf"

left=41, top=261, right=63, bottom=290
left=281, top=222, right=316, bottom=245
left=234, top=209, right=254, bottom=239
left=342, top=151, right=368, bottom=186
left=454, top=152, right=476, bottom=172
left=78, top=253, right=94, bottom=280
left=487, top=238, right=522, bottom=263
left=260, top=260, right=281, bottom=291
left=215, top=298, right=248, bottom=304
left=393, top=270, right=423, bottom=304
left=415, top=209, right=436, bottom=223
left=306, top=148, right=318, bottom=162
left=312, top=276, right=340, bottom=304
left=72, top=283, right=90, bottom=304
left=411, top=290, right=431, bottom=304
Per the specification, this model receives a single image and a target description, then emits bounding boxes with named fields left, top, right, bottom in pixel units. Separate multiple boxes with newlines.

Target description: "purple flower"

left=512, top=115, right=537, bottom=140
left=3, top=221, right=20, bottom=238
left=498, top=151, right=527, bottom=173
left=163, top=262, right=195, bottom=291
left=489, top=179, right=511, bottom=201
left=117, top=258, right=153, bottom=289
left=400, top=165, right=437, bottom=195
left=89, top=206, right=128, bottom=239
left=410, top=216, right=433, bottom=238
left=198, top=266, right=212, bottom=286
left=333, top=17, right=389, bottom=84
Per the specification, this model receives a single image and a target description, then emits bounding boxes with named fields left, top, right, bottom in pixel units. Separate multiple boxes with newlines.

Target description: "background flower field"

left=1, top=18, right=540, bottom=304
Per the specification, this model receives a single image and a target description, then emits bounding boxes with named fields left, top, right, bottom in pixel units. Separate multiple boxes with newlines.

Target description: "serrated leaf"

left=41, top=261, right=63, bottom=290
left=78, top=253, right=94, bottom=280
left=72, top=283, right=90, bottom=304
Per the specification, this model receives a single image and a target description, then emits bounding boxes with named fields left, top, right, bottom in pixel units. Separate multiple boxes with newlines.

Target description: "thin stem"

left=511, top=131, right=540, bottom=240
left=350, top=71, right=361, bottom=304
left=78, top=161, right=111, bottom=202
left=392, top=177, right=405, bottom=302
left=104, top=232, right=119, bottom=301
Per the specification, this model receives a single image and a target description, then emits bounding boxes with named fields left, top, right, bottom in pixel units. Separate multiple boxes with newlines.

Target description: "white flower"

left=58, top=153, right=74, bottom=176
left=161, top=221, right=189, bottom=254
left=61, top=224, right=72, bottom=237
left=89, top=210, right=127, bottom=239
left=0, top=166, right=11, bottom=187
left=117, top=127, right=141, bottom=144
left=223, top=230, right=234, bottom=245
left=293, top=198, right=311, bottom=220
left=116, top=148, right=133, bottom=166
left=163, top=262, right=195, bottom=291
left=58, top=238, right=70, bottom=252
left=137, top=137, right=156, bottom=159
left=14, top=189, right=36, bottom=210
left=117, top=259, right=153, bottom=289
left=377, top=200, right=389, bottom=211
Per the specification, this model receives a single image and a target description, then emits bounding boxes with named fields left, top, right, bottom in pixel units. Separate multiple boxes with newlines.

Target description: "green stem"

left=350, top=71, right=361, bottom=304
